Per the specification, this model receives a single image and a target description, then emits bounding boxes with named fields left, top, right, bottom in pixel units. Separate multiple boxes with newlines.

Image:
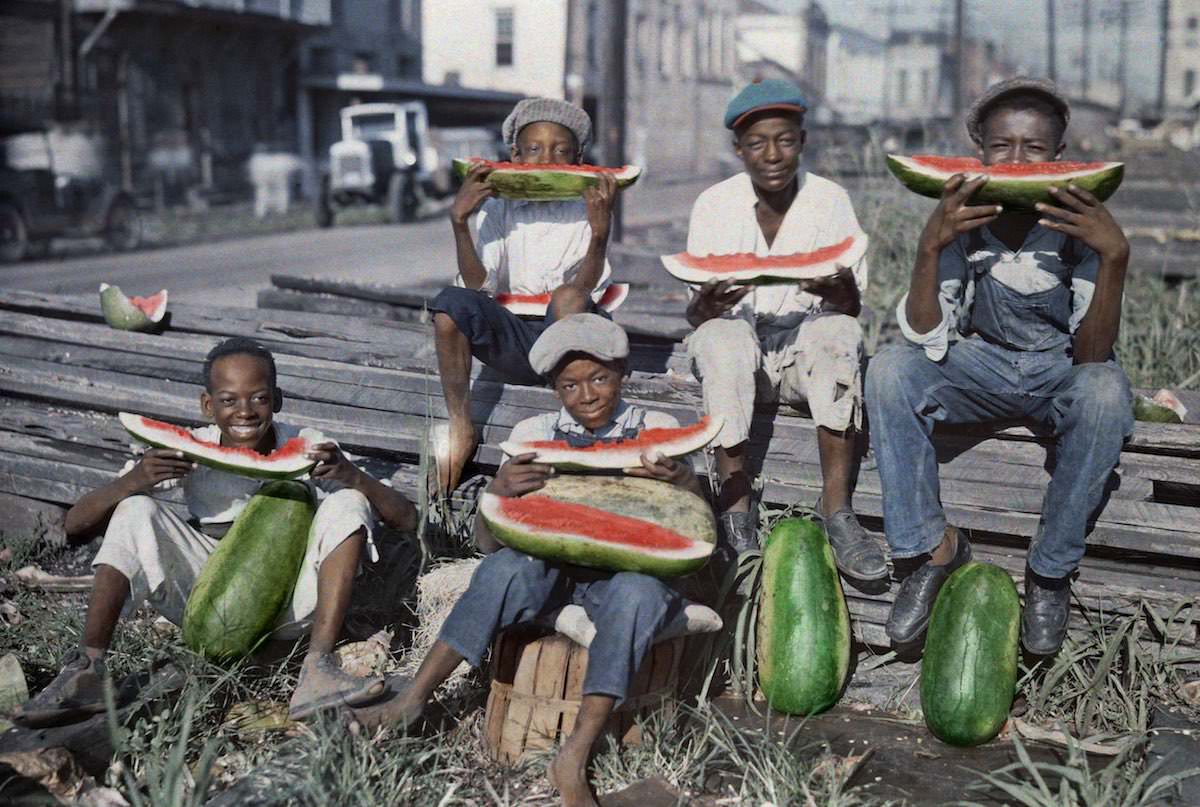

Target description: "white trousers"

left=686, top=312, right=864, bottom=448
left=91, top=489, right=375, bottom=639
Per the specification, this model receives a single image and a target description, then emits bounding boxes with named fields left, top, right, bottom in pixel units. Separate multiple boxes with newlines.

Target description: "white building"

left=825, top=24, right=886, bottom=124
left=1165, top=0, right=1200, bottom=114
left=736, top=0, right=829, bottom=104
left=423, top=1, right=570, bottom=101
left=884, top=30, right=952, bottom=123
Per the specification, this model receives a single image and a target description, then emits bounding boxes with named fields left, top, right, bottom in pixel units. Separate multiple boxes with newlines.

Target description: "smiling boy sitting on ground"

left=14, top=337, right=418, bottom=726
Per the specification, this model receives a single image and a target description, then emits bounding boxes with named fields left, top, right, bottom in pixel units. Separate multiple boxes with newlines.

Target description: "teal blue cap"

left=724, top=79, right=808, bottom=130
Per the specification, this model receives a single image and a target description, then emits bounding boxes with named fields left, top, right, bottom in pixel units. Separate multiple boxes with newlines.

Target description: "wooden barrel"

left=484, top=628, right=684, bottom=764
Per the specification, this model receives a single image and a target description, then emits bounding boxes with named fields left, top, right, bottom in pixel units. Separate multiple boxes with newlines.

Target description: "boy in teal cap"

left=683, top=79, right=885, bottom=581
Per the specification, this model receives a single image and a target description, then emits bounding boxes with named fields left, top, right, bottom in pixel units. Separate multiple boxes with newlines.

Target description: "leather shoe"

left=719, top=510, right=759, bottom=555
left=1021, top=573, right=1071, bottom=655
left=885, top=527, right=971, bottom=644
left=820, top=508, right=889, bottom=581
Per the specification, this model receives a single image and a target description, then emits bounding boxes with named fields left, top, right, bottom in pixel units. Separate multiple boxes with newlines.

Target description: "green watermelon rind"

left=1133, top=395, right=1183, bottom=424
left=886, top=154, right=1125, bottom=211
left=99, top=283, right=167, bottom=332
left=756, top=518, right=851, bottom=715
left=119, top=412, right=318, bottom=480
left=182, top=480, right=316, bottom=660
left=478, top=476, right=716, bottom=578
left=452, top=158, right=642, bottom=201
left=920, top=561, right=1020, bottom=747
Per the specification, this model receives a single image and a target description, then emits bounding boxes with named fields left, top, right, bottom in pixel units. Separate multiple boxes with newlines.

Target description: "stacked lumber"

left=1, top=287, right=1198, bottom=649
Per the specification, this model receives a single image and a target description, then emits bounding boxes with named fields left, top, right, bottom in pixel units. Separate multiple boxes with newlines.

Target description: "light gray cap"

left=965, top=76, right=1070, bottom=144
left=528, top=313, right=629, bottom=376
left=502, top=97, right=592, bottom=152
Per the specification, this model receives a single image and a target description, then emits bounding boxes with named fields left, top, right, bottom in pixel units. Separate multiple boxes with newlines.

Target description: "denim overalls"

left=867, top=228, right=1134, bottom=579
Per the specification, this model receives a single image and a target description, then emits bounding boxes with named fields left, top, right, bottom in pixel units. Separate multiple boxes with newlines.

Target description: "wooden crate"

left=483, top=629, right=684, bottom=764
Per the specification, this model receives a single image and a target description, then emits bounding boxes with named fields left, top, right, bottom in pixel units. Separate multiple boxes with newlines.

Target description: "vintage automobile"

left=0, top=127, right=140, bottom=262
left=317, top=101, right=499, bottom=227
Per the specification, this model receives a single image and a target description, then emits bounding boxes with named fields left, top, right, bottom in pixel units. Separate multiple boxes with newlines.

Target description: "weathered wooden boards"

left=0, top=288, right=1197, bottom=649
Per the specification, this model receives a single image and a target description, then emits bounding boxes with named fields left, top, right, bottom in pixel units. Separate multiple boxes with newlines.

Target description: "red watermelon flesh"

left=500, top=415, right=723, bottom=469
left=130, top=291, right=168, bottom=320
left=905, top=155, right=1113, bottom=177
left=459, top=159, right=636, bottom=176
left=495, top=283, right=629, bottom=316
left=661, top=234, right=867, bottom=285
left=672, top=237, right=858, bottom=272
left=119, top=412, right=317, bottom=479
left=886, top=154, right=1124, bottom=209
left=495, top=495, right=694, bottom=551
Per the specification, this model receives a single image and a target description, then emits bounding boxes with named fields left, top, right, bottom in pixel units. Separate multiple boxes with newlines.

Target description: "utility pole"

left=599, top=0, right=627, bottom=241
left=1081, top=0, right=1091, bottom=100
left=1158, top=0, right=1170, bottom=116
left=1046, top=0, right=1057, bottom=83
left=1117, top=0, right=1130, bottom=115
left=952, top=0, right=964, bottom=120
left=59, top=0, right=76, bottom=117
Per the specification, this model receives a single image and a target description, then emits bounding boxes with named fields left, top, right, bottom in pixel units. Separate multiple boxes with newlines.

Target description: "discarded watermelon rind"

left=660, top=234, right=868, bottom=286
left=453, top=158, right=642, bottom=200
left=1133, top=395, right=1183, bottom=424
left=99, top=283, right=168, bottom=331
left=495, top=283, right=630, bottom=317
left=499, top=415, right=723, bottom=470
left=478, top=475, right=716, bottom=577
left=886, top=154, right=1124, bottom=211
left=119, top=412, right=318, bottom=479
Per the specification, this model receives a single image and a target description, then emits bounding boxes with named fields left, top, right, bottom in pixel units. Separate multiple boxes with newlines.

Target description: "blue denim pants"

left=437, top=548, right=680, bottom=700
left=865, top=337, right=1133, bottom=579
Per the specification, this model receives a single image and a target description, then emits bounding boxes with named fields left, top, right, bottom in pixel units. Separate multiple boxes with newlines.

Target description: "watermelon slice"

left=478, top=475, right=715, bottom=577
left=494, top=283, right=630, bottom=317
left=99, top=283, right=168, bottom=331
left=500, top=415, right=723, bottom=469
left=660, top=234, right=868, bottom=286
left=886, top=154, right=1124, bottom=210
left=452, top=158, right=642, bottom=201
left=119, top=412, right=318, bottom=479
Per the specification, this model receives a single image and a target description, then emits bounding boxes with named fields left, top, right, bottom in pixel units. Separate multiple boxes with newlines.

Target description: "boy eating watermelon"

left=14, top=337, right=418, bottom=726
left=429, top=97, right=620, bottom=494
left=867, top=78, right=1133, bottom=655
left=683, top=79, right=885, bottom=579
left=370, top=314, right=713, bottom=807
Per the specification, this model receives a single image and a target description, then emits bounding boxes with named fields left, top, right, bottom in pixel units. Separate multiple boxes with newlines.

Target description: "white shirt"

left=896, top=224, right=1099, bottom=362
left=686, top=171, right=869, bottom=332
left=121, top=422, right=354, bottom=524
left=462, top=197, right=612, bottom=299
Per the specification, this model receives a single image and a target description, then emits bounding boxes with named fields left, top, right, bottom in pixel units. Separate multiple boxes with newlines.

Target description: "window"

left=1188, top=16, right=1198, bottom=30
left=920, top=67, right=931, bottom=102
left=1186, top=69, right=1197, bottom=97
left=496, top=8, right=514, bottom=67
left=352, top=51, right=375, bottom=74
left=309, top=46, right=335, bottom=74
left=659, top=17, right=675, bottom=77
left=679, top=17, right=694, bottom=78
left=635, top=14, right=651, bottom=75
left=897, top=69, right=908, bottom=106
left=697, top=16, right=709, bottom=77
left=586, top=2, right=598, bottom=69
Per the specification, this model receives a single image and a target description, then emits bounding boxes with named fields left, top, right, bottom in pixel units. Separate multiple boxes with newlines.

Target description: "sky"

left=771, top=0, right=1165, bottom=110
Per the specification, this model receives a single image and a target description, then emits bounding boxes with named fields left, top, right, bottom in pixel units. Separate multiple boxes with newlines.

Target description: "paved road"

left=0, top=178, right=716, bottom=308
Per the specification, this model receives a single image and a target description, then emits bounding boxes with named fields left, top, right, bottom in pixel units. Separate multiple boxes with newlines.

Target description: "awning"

left=305, top=75, right=525, bottom=127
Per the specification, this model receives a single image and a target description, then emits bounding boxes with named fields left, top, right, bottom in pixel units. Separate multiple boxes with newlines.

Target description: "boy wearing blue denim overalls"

left=866, top=78, right=1133, bottom=656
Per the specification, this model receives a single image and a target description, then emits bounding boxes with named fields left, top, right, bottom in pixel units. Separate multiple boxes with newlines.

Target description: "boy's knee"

left=689, top=318, right=756, bottom=361
left=1067, top=364, right=1132, bottom=423
left=865, top=345, right=922, bottom=400
left=431, top=288, right=479, bottom=333
left=606, top=572, right=671, bottom=611
left=806, top=312, right=863, bottom=349
left=110, top=495, right=162, bottom=526
left=478, top=548, right=542, bottom=585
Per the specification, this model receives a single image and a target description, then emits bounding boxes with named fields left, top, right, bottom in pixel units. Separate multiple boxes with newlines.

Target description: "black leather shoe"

left=885, top=528, right=971, bottom=644
left=821, top=508, right=889, bottom=581
left=1022, top=573, right=1071, bottom=655
left=719, top=510, right=760, bottom=555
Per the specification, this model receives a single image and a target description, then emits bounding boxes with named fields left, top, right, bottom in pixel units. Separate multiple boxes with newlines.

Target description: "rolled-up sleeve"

left=896, top=240, right=969, bottom=362
left=1067, top=246, right=1100, bottom=334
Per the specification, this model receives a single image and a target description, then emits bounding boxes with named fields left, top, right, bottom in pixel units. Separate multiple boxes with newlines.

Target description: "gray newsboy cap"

left=966, top=76, right=1070, bottom=144
left=529, top=313, right=629, bottom=376
left=502, top=97, right=592, bottom=152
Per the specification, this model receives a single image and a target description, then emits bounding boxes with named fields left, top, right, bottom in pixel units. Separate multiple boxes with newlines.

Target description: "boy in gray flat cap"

left=430, top=98, right=621, bottom=494
left=868, top=77, right=1132, bottom=656
left=372, top=315, right=715, bottom=807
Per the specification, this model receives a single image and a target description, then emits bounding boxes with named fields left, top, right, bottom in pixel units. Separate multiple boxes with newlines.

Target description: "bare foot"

left=344, top=679, right=424, bottom=735
left=438, top=420, right=479, bottom=493
left=548, top=748, right=599, bottom=807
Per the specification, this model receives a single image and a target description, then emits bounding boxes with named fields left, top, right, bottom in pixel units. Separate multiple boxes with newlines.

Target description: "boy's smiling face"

left=511, top=121, right=579, bottom=165
left=200, top=353, right=281, bottom=452
left=978, top=106, right=1065, bottom=166
left=734, top=113, right=806, bottom=193
left=551, top=355, right=624, bottom=431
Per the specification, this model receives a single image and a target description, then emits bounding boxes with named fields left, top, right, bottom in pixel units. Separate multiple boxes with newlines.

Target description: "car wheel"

left=387, top=172, right=411, bottom=224
left=0, top=203, right=28, bottom=263
left=104, top=198, right=142, bottom=252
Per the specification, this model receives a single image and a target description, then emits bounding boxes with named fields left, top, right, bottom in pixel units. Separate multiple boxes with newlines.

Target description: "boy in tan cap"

left=368, top=314, right=719, bottom=807
left=430, top=98, right=620, bottom=494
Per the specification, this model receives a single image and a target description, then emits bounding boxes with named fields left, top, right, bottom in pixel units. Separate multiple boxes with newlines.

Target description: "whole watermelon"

left=756, top=518, right=851, bottom=715
left=920, top=561, right=1020, bottom=746
left=183, top=481, right=316, bottom=660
